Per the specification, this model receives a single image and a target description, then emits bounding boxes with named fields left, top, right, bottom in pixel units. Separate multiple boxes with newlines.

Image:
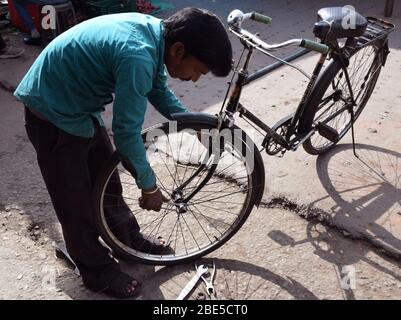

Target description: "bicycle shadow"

left=313, top=143, right=401, bottom=257
left=269, top=218, right=401, bottom=300
left=268, top=143, right=401, bottom=299
left=125, top=257, right=318, bottom=300
left=55, top=257, right=318, bottom=300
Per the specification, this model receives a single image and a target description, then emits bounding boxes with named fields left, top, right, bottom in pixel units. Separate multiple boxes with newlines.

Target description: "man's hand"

left=139, top=185, right=169, bottom=211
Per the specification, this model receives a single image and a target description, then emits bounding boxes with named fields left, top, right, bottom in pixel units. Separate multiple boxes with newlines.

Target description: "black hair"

left=163, top=7, right=233, bottom=77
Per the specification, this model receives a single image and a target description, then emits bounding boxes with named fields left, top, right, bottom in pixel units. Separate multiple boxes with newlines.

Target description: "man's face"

left=165, top=42, right=210, bottom=82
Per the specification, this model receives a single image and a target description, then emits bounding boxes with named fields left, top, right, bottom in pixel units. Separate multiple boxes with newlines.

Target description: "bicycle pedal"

left=318, top=123, right=339, bottom=143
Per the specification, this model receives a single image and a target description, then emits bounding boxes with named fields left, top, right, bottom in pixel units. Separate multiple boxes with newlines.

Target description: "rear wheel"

left=301, top=42, right=384, bottom=155
left=93, top=120, right=263, bottom=265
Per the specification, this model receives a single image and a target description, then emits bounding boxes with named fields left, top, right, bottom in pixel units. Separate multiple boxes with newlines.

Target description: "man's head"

left=163, top=7, right=233, bottom=82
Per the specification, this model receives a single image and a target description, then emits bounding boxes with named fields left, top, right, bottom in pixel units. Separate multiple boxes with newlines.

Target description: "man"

left=0, top=34, right=24, bottom=58
left=14, top=7, right=232, bottom=298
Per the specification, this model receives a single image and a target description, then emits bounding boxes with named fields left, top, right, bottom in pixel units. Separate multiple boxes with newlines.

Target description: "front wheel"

left=92, top=119, right=264, bottom=265
left=300, top=42, right=384, bottom=155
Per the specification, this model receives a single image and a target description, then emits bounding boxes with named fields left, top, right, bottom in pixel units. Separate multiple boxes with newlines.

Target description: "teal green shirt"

left=14, top=13, right=187, bottom=189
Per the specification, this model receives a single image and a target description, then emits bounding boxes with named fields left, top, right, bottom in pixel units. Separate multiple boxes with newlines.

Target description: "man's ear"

left=169, top=42, right=185, bottom=59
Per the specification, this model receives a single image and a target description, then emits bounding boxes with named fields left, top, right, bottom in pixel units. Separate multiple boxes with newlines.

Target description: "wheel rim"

left=310, top=44, right=381, bottom=151
left=99, top=124, right=254, bottom=263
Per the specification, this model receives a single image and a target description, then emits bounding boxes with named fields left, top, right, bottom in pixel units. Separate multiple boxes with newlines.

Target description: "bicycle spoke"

left=166, top=133, right=182, bottom=187
left=189, top=202, right=226, bottom=235
left=178, top=217, right=188, bottom=255
left=180, top=133, right=199, bottom=185
left=145, top=206, right=175, bottom=255
left=190, top=186, right=255, bottom=205
left=313, top=100, right=337, bottom=122
left=213, top=158, right=245, bottom=178
left=139, top=205, right=172, bottom=234
left=152, top=141, right=179, bottom=193
left=161, top=211, right=180, bottom=253
left=180, top=212, right=201, bottom=250
left=191, top=183, right=248, bottom=203
left=174, top=131, right=184, bottom=186
left=194, top=202, right=241, bottom=216
left=155, top=173, right=172, bottom=196
left=185, top=206, right=214, bottom=243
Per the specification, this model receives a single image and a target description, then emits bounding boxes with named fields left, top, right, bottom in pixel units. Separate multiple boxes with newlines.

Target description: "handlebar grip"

left=301, top=39, right=329, bottom=54
left=250, top=12, right=273, bottom=25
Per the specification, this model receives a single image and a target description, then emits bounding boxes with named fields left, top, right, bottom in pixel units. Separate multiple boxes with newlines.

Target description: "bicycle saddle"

left=313, top=7, right=367, bottom=42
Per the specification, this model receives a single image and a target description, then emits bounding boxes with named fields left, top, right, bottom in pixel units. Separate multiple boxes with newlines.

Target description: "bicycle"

left=92, top=7, right=395, bottom=265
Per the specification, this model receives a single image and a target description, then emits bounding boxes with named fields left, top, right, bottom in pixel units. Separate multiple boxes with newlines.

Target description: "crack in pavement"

left=259, top=196, right=401, bottom=261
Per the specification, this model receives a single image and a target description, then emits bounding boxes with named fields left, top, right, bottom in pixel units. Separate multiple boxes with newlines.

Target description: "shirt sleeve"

left=112, top=55, right=156, bottom=190
left=147, top=65, right=188, bottom=119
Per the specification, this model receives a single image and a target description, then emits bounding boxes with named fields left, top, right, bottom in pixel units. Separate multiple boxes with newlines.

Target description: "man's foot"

left=84, top=269, right=141, bottom=299
left=130, top=233, right=173, bottom=255
left=0, top=46, right=24, bottom=59
left=101, top=273, right=141, bottom=299
left=23, top=36, right=42, bottom=46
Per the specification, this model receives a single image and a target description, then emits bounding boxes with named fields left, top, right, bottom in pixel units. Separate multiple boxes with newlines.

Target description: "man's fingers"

left=139, top=191, right=168, bottom=211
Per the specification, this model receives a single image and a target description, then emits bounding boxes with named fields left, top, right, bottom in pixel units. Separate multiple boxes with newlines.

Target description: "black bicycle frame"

left=174, top=47, right=360, bottom=205
left=224, top=45, right=333, bottom=150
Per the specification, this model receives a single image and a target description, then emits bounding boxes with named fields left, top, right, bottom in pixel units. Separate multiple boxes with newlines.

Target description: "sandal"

left=85, top=269, right=141, bottom=299
left=101, top=272, right=141, bottom=299
left=131, top=233, right=173, bottom=255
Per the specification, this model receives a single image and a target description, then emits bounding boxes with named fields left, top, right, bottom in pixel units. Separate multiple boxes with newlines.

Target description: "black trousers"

left=0, top=35, right=6, bottom=50
left=24, top=107, right=139, bottom=290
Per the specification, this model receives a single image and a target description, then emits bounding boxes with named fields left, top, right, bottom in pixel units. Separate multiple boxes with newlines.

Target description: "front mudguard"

left=170, top=112, right=265, bottom=207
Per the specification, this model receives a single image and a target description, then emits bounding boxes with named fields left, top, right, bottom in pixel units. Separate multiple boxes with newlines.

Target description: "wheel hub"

left=172, top=190, right=183, bottom=201
left=172, top=190, right=188, bottom=213
left=175, top=203, right=188, bottom=214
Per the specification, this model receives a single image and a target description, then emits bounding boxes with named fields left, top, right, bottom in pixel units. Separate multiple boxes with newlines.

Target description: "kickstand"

left=350, top=105, right=359, bottom=159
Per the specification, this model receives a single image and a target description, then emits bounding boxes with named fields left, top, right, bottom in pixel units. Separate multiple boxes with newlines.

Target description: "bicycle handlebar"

left=250, top=11, right=273, bottom=25
left=300, top=39, right=329, bottom=54
left=227, top=9, right=329, bottom=55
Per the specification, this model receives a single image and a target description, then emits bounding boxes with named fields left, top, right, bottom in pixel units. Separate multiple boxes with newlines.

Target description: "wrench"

left=199, top=261, right=216, bottom=297
left=176, top=264, right=208, bottom=300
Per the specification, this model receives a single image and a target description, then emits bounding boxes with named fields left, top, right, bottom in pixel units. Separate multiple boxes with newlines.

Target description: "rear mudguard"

left=170, top=112, right=265, bottom=207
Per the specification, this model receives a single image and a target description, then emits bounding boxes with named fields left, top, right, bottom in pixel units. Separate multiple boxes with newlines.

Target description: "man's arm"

left=147, top=65, right=188, bottom=119
left=112, top=55, right=156, bottom=190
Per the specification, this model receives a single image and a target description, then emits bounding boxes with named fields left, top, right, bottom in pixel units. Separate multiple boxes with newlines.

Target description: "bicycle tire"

left=92, top=119, right=263, bottom=265
left=300, top=41, right=385, bottom=155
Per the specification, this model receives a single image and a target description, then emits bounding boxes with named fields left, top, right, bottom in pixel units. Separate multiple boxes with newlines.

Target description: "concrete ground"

left=0, top=0, right=400, bottom=299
